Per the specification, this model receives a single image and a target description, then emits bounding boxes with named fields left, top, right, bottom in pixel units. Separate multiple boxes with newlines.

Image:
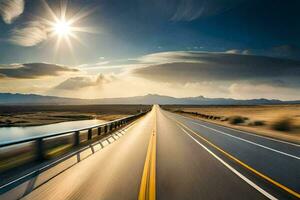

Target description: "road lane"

left=156, top=107, right=269, bottom=200
left=5, top=109, right=156, bottom=200
left=163, top=109, right=300, bottom=198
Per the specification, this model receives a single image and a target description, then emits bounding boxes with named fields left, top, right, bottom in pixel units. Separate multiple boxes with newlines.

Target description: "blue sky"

left=0, top=0, right=299, bottom=100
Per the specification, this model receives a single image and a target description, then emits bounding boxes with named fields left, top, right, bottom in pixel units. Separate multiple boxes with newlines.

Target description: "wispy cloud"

left=0, top=0, right=24, bottom=24
left=0, top=63, right=78, bottom=79
left=171, top=0, right=205, bottom=21
left=170, top=0, right=244, bottom=21
left=78, top=61, right=111, bottom=69
left=9, top=21, right=49, bottom=47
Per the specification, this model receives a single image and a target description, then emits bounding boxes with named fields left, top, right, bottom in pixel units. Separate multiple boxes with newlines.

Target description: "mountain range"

left=0, top=93, right=299, bottom=105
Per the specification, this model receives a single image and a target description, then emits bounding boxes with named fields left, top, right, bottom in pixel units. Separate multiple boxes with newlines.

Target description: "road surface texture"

left=1, top=105, right=299, bottom=200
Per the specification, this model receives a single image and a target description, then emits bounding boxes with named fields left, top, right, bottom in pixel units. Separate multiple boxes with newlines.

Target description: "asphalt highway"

left=1, top=105, right=299, bottom=200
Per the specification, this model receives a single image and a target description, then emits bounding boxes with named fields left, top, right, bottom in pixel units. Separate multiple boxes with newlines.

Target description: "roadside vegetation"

left=162, top=105, right=300, bottom=144
left=271, top=117, right=294, bottom=132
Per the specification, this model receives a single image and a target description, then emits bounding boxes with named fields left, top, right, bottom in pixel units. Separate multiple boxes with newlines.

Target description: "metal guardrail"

left=0, top=111, right=148, bottom=161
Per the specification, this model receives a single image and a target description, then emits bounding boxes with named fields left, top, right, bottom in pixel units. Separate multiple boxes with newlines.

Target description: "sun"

left=53, top=19, right=71, bottom=37
left=39, top=0, right=96, bottom=53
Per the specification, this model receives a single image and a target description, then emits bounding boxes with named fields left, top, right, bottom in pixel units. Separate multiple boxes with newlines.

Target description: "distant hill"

left=0, top=93, right=299, bottom=105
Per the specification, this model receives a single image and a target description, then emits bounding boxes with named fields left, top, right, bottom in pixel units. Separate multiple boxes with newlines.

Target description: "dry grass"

left=163, top=104, right=300, bottom=143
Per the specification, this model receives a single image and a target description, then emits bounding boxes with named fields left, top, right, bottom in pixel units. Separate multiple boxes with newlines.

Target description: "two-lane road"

left=2, top=105, right=299, bottom=200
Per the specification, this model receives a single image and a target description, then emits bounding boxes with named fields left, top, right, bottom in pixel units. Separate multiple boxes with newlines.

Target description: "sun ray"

left=41, top=0, right=59, bottom=22
left=67, top=7, right=97, bottom=25
left=70, top=26, right=99, bottom=34
left=65, top=35, right=78, bottom=63
left=54, top=35, right=63, bottom=57
left=69, top=32, right=86, bottom=47
left=60, top=0, right=68, bottom=21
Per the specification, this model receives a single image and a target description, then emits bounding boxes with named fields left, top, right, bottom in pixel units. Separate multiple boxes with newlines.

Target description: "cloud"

left=131, top=51, right=300, bottom=88
left=0, top=63, right=78, bottom=79
left=55, top=74, right=116, bottom=90
left=171, top=0, right=206, bottom=21
left=241, top=49, right=252, bottom=55
left=225, top=49, right=251, bottom=55
left=0, top=0, right=24, bottom=24
left=9, top=21, right=49, bottom=47
left=225, top=49, right=240, bottom=54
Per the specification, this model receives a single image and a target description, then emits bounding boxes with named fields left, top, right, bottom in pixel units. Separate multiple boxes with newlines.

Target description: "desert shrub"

left=228, top=116, right=245, bottom=125
left=248, top=120, right=265, bottom=126
left=271, top=117, right=293, bottom=132
left=214, top=116, right=221, bottom=120
left=220, top=117, right=228, bottom=121
left=211, top=116, right=220, bottom=120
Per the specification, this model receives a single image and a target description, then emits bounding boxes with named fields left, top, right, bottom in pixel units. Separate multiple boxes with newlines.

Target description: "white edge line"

left=168, top=112, right=300, bottom=160
left=179, top=126, right=277, bottom=200
left=174, top=112, right=300, bottom=147
left=188, top=121, right=300, bottom=160
left=211, top=123, right=300, bottom=147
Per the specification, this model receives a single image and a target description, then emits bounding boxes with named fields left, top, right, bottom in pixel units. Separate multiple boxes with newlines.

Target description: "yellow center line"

left=169, top=115, right=300, bottom=199
left=138, top=107, right=157, bottom=200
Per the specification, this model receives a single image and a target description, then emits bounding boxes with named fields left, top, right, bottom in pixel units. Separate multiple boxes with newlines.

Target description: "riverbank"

left=0, top=112, right=94, bottom=127
left=0, top=105, right=151, bottom=127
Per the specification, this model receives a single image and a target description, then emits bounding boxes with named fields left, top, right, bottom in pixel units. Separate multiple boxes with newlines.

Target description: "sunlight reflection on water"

left=0, top=119, right=105, bottom=144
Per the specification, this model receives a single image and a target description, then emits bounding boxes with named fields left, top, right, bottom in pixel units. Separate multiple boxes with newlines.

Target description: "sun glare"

left=53, top=20, right=71, bottom=36
left=39, top=0, right=96, bottom=54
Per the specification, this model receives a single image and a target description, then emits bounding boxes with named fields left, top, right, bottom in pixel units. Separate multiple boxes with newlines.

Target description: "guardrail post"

left=36, top=138, right=45, bottom=161
left=104, top=125, right=108, bottom=133
left=74, top=131, right=80, bottom=146
left=98, top=127, right=101, bottom=135
left=88, top=129, right=92, bottom=140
